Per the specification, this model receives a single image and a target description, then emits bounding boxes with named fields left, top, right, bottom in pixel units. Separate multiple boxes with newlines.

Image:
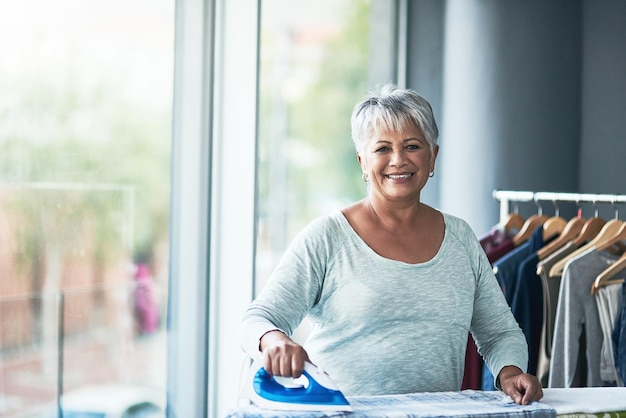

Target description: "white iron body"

left=238, top=353, right=352, bottom=412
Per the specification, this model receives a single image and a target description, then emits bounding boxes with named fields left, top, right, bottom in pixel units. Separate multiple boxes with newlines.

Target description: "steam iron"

left=238, top=353, right=352, bottom=412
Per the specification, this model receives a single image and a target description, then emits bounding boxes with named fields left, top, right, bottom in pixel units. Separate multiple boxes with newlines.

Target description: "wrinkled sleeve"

left=238, top=217, right=332, bottom=354
left=464, top=221, right=529, bottom=388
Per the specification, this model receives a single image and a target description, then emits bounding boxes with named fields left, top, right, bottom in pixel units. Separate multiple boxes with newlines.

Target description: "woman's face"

left=357, top=125, right=438, bottom=203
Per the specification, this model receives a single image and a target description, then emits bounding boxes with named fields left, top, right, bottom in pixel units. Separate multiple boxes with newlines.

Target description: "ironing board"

left=226, top=390, right=557, bottom=418
left=227, top=387, right=626, bottom=418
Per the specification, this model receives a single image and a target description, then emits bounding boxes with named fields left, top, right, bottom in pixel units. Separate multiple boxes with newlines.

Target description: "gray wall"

left=406, top=0, right=625, bottom=235
left=405, top=0, right=445, bottom=208
left=580, top=0, right=626, bottom=195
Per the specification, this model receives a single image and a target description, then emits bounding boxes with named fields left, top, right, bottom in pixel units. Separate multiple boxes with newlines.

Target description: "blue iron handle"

left=253, top=366, right=350, bottom=406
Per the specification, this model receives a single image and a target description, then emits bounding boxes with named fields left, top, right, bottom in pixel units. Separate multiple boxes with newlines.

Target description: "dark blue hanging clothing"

left=483, top=226, right=548, bottom=390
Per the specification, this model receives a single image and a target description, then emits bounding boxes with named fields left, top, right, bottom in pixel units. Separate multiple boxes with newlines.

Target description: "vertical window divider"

left=167, top=0, right=216, bottom=417
left=209, top=0, right=260, bottom=416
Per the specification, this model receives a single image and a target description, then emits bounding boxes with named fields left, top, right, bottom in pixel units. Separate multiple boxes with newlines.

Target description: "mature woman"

left=239, top=84, right=543, bottom=405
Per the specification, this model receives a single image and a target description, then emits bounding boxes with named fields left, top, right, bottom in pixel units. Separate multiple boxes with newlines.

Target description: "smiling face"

left=358, top=125, right=438, bottom=203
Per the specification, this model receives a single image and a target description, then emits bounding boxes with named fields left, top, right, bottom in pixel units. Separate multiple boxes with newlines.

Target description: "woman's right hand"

left=259, top=330, right=310, bottom=378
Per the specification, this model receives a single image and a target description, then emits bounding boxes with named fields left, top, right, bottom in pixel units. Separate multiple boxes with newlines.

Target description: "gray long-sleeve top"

left=548, top=248, right=620, bottom=388
left=239, top=211, right=528, bottom=396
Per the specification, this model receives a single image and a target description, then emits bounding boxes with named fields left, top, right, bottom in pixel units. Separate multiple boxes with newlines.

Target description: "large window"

left=1, top=1, right=398, bottom=417
left=205, top=1, right=397, bottom=415
left=0, top=1, right=173, bottom=416
left=256, top=0, right=372, bottom=292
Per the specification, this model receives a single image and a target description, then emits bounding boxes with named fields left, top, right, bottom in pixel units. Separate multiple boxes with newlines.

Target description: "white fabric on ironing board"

left=228, top=389, right=556, bottom=417
left=541, top=387, right=626, bottom=414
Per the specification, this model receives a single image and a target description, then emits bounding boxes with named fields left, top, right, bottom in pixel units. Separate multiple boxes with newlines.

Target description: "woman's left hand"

left=498, top=366, right=544, bottom=405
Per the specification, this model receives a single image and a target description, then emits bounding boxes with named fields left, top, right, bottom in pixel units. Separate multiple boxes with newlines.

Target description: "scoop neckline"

left=334, top=210, right=449, bottom=267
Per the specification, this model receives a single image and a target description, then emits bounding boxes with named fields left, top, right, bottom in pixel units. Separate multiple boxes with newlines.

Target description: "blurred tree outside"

left=0, top=73, right=171, bottom=273
left=0, top=74, right=171, bottom=259
left=289, top=0, right=371, bottom=213
left=0, top=76, right=171, bottom=378
left=0, top=0, right=172, bottom=386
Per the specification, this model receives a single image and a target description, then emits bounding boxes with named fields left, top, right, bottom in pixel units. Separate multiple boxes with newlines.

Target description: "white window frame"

left=168, top=0, right=259, bottom=417
left=167, top=0, right=216, bottom=416
left=209, top=0, right=259, bottom=416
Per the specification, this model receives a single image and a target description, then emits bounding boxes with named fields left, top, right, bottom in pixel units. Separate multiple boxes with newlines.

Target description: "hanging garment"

left=483, top=225, right=547, bottom=390
left=613, top=281, right=626, bottom=385
left=480, top=226, right=516, bottom=264
left=595, top=283, right=624, bottom=385
left=494, top=226, right=546, bottom=302
left=510, top=229, right=557, bottom=376
left=480, top=226, right=508, bottom=251
left=549, top=248, right=621, bottom=388
left=462, top=335, right=482, bottom=390
left=536, top=242, right=579, bottom=386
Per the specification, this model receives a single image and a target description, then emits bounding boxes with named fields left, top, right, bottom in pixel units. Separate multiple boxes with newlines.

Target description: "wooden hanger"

left=537, top=216, right=586, bottom=261
left=591, top=251, right=626, bottom=294
left=542, top=215, right=567, bottom=241
left=595, top=221, right=626, bottom=252
left=548, top=218, right=622, bottom=277
left=503, top=212, right=525, bottom=234
left=572, top=216, right=606, bottom=247
left=512, top=214, right=548, bottom=246
left=542, top=201, right=567, bottom=241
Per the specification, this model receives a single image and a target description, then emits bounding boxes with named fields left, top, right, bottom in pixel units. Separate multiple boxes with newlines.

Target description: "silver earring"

left=428, top=170, right=435, bottom=178
left=362, top=173, right=369, bottom=182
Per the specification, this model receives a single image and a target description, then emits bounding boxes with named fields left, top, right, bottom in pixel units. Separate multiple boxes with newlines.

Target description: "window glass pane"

left=256, top=0, right=371, bottom=336
left=0, top=1, right=173, bottom=417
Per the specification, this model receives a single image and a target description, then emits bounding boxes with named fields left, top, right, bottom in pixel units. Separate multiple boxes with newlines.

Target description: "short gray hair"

left=350, top=84, right=439, bottom=154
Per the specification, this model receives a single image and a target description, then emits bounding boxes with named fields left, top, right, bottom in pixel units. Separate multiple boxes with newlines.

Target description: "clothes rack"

left=490, top=189, right=626, bottom=390
left=492, top=190, right=626, bottom=224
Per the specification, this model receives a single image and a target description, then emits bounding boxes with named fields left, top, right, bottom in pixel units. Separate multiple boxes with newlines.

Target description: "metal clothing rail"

left=492, top=190, right=626, bottom=224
